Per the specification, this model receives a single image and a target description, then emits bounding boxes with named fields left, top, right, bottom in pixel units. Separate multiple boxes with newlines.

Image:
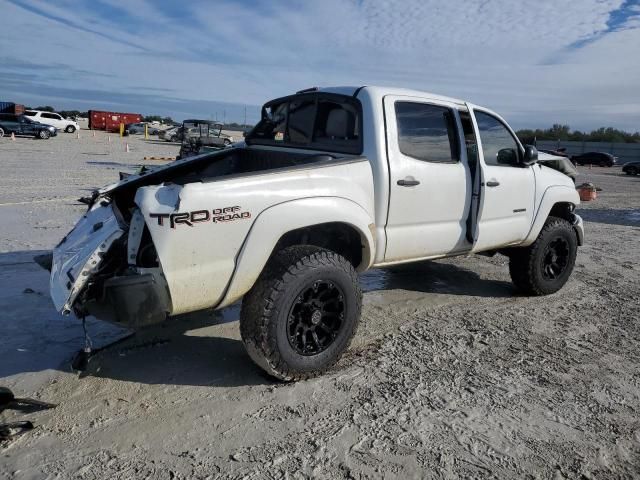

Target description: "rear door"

left=38, top=112, right=59, bottom=129
left=469, top=107, right=535, bottom=252
left=383, top=95, right=471, bottom=262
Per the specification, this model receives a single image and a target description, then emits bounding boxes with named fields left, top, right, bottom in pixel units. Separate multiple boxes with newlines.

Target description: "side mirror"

left=523, top=145, right=538, bottom=166
left=497, top=148, right=518, bottom=165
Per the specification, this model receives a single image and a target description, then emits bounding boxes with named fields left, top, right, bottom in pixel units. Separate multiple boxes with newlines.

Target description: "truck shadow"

left=361, top=259, right=515, bottom=298
left=0, top=250, right=513, bottom=388
left=82, top=308, right=275, bottom=388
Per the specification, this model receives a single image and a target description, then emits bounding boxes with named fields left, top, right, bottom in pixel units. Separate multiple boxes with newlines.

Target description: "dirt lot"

left=1, top=131, right=639, bottom=479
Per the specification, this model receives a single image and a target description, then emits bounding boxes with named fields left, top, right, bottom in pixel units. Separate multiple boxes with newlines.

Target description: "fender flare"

left=522, top=185, right=581, bottom=246
left=216, top=196, right=375, bottom=309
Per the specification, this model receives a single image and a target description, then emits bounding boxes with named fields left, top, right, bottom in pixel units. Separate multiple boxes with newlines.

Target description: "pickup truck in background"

left=46, top=86, right=584, bottom=380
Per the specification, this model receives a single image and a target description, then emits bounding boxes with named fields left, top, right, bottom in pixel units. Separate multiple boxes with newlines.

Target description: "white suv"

left=24, top=110, right=80, bottom=133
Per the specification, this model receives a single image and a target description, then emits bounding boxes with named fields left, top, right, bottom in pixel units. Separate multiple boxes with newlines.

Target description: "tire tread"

left=240, top=246, right=361, bottom=381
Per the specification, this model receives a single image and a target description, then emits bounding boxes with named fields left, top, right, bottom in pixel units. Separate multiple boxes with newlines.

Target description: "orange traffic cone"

left=11, top=132, right=16, bottom=141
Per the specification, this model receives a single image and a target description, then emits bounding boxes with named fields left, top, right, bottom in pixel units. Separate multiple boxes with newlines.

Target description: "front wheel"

left=0, top=127, right=4, bottom=138
left=65, top=125, right=76, bottom=133
left=509, top=217, right=577, bottom=295
left=240, top=246, right=362, bottom=381
left=626, top=166, right=637, bottom=175
left=38, top=129, right=51, bottom=139
left=223, top=138, right=231, bottom=146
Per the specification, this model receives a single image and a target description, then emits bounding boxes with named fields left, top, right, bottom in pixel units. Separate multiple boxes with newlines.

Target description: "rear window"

left=247, top=93, right=362, bottom=154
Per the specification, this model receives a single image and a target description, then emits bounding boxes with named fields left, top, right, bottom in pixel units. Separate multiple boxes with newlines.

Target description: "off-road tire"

left=240, top=246, right=362, bottom=381
left=38, top=129, right=50, bottom=139
left=0, top=127, right=4, bottom=138
left=65, top=125, right=76, bottom=133
left=509, top=216, right=577, bottom=296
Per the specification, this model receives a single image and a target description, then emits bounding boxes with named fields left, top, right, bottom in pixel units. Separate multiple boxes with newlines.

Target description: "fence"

left=536, top=140, right=640, bottom=164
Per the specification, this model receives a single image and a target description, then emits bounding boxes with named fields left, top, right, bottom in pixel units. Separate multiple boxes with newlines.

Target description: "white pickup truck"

left=48, top=86, right=584, bottom=380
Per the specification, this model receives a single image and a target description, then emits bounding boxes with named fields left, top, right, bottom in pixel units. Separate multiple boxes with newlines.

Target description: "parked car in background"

left=571, top=151, right=617, bottom=167
left=125, top=123, right=159, bottom=135
left=178, top=120, right=234, bottom=158
left=159, top=126, right=181, bottom=142
left=0, top=113, right=57, bottom=138
left=622, top=161, right=640, bottom=175
left=24, top=110, right=79, bottom=133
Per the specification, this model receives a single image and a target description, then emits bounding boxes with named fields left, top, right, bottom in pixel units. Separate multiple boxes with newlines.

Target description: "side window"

left=24, top=111, right=36, bottom=117
left=395, top=102, right=458, bottom=163
left=475, top=112, right=520, bottom=166
left=42, top=113, right=59, bottom=120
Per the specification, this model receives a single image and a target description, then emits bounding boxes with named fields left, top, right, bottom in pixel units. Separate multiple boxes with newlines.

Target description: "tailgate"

left=50, top=204, right=125, bottom=313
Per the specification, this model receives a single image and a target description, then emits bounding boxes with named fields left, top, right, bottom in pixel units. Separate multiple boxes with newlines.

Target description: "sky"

left=1, top=0, right=639, bottom=130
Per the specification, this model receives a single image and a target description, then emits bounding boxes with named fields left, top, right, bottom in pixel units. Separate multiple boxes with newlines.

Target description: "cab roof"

left=315, top=86, right=467, bottom=106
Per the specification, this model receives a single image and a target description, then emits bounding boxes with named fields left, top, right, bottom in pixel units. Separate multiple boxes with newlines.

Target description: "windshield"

left=246, top=92, right=362, bottom=154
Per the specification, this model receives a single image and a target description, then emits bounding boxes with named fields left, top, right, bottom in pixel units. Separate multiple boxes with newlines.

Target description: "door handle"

left=397, top=178, right=420, bottom=187
left=485, top=180, right=500, bottom=187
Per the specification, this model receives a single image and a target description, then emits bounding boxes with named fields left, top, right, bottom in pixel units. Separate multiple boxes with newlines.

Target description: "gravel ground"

left=1, top=133, right=639, bottom=479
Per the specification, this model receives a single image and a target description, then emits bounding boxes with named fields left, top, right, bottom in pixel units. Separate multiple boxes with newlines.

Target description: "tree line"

left=517, top=124, right=640, bottom=145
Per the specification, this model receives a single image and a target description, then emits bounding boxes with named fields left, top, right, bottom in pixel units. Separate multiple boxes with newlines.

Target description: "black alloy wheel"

left=287, top=280, right=345, bottom=356
left=541, top=237, right=570, bottom=281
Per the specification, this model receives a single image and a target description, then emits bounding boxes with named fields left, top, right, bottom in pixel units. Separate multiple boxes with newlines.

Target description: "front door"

left=383, top=95, right=472, bottom=262
left=470, top=108, right=535, bottom=252
left=19, top=117, right=36, bottom=135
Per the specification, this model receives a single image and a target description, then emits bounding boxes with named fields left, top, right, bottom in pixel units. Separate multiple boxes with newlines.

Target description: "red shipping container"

left=89, top=110, right=142, bottom=132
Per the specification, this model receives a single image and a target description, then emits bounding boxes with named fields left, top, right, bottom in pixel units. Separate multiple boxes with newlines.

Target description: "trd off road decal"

left=149, top=206, right=251, bottom=228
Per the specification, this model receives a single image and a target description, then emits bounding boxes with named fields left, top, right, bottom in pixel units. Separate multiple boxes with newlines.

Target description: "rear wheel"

left=509, top=216, right=577, bottom=296
left=240, top=246, right=361, bottom=381
left=65, top=125, right=76, bottom=133
left=223, top=138, right=231, bottom=146
left=626, top=166, right=638, bottom=175
left=0, top=127, right=4, bottom=138
left=38, top=129, right=50, bottom=139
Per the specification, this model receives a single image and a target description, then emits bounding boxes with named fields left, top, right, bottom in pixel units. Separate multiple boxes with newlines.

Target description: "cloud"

left=1, top=0, right=639, bottom=130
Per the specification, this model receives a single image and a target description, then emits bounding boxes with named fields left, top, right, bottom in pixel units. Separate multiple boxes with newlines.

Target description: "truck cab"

left=47, top=86, right=583, bottom=381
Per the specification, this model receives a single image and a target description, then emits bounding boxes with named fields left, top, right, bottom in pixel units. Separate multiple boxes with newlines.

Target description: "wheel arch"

left=216, top=197, right=375, bottom=309
left=522, top=185, right=583, bottom=247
